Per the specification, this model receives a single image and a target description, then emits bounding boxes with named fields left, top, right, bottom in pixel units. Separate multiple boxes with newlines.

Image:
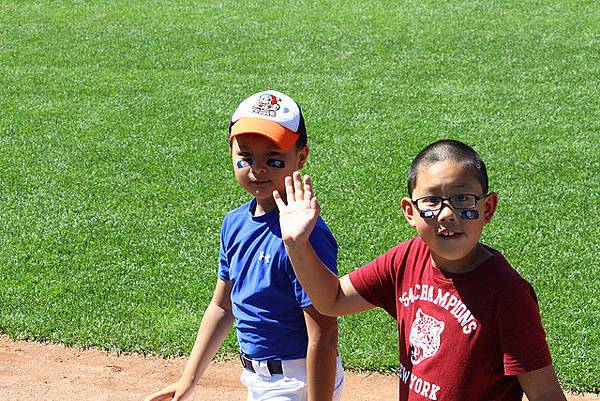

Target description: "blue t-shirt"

left=219, top=199, right=338, bottom=360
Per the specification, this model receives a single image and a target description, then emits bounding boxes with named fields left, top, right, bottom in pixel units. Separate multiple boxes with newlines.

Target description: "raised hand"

left=273, top=171, right=321, bottom=246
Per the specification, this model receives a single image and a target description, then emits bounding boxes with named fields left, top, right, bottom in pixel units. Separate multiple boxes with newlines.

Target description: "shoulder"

left=221, top=200, right=254, bottom=243
left=310, top=216, right=336, bottom=240
left=485, top=248, right=530, bottom=282
left=481, top=246, right=537, bottom=298
left=225, top=200, right=252, bottom=219
left=307, top=216, right=338, bottom=269
left=222, top=200, right=252, bottom=225
left=352, top=237, right=424, bottom=277
left=379, top=236, right=428, bottom=264
left=347, top=238, right=422, bottom=315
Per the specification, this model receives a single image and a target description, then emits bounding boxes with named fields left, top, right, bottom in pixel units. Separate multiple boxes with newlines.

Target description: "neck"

left=253, top=197, right=277, bottom=216
left=431, top=244, right=492, bottom=274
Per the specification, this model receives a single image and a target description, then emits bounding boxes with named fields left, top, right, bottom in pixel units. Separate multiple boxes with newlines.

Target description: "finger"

left=311, top=196, right=320, bottom=214
left=293, top=171, right=304, bottom=201
left=143, top=393, right=159, bottom=401
left=285, top=175, right=294, bottom=204
left=145, top=392, right=173, bottom=401
left=273, top=190, right=286, bottom=209
left=303, top=175, right=313, bottom=202
left=158, top=391, right=176, bottom=401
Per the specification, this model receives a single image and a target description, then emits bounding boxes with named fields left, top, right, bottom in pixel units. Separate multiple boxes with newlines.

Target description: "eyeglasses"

left=411, top=193, right=489, bottom=218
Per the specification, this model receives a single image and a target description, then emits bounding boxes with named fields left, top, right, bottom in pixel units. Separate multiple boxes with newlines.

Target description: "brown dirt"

left=0, top=336, right=596, bottom=401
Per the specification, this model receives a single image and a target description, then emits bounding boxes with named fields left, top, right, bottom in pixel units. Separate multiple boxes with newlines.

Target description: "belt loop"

left=252, top=359, right=272, bottom=379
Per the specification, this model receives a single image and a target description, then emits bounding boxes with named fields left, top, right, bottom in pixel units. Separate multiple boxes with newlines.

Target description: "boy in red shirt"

left=274, top=140, right=566, bottom=400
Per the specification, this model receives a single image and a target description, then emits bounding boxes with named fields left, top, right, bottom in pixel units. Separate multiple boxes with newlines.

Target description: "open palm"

left=273, top=171, right=321, bottom=246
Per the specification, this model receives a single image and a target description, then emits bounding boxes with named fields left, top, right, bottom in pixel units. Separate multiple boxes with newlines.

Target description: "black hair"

left=293, top=102, right=308, bottom=149
left=407, top=140, right=488, bottom=197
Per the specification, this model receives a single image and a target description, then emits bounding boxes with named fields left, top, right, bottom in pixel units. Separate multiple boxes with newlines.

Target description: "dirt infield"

left=0, top=337, right=597, bottom=401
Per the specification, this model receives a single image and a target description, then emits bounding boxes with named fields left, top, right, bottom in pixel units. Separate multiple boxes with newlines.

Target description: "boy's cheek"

left=404, top=215, right=417, bottom=228
left=460, top=210, right=479, bottom=220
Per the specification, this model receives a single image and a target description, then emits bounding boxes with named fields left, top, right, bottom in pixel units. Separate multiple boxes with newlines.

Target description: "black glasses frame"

left=411, top=193, right=489, bottom=218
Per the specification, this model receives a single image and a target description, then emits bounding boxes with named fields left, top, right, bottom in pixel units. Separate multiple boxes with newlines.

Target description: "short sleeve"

left=349, top=242, right=408, bottom=318
left=292, top=222, right=338, bottom=308
left=218, top=218, right=230, bottom=281
left=499, top=283, right=552, bottom=375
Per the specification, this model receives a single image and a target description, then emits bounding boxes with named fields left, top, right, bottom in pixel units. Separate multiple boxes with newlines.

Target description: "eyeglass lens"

left=417, top=194, right=477, bottom=210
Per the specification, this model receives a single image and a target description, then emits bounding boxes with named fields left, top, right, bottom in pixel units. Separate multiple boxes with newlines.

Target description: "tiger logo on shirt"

left=409, top=308, right=445, bottom=365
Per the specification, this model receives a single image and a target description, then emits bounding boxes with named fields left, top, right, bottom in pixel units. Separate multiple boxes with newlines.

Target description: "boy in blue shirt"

left=145, top=90, right=344, bottom=401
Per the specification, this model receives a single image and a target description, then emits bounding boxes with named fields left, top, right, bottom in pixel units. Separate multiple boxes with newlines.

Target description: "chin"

left=252, top=191, right=271, bottom=199
left=435, top=254, right=468, bottom=264
left=431, top=246, right=472, bottom=263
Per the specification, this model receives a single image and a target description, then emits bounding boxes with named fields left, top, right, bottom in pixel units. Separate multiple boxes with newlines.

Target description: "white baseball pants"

left=240, top=356, right=345, bottom=401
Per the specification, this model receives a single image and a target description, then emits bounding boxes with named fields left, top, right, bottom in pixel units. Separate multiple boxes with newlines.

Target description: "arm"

left=304, top=305, right=339, bottom=401
left=273, top=172, right=375, bottom=316
left=145, top=278, right=234, bottom=401
left=518, top=365, right=567, bottom=401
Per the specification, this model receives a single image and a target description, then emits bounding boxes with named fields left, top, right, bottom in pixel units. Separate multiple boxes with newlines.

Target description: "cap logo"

left=252, top=93, right=281, bottom=117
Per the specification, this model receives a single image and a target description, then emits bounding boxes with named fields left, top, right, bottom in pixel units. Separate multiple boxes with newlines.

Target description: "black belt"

left=240, top=353, right=283, bottom=374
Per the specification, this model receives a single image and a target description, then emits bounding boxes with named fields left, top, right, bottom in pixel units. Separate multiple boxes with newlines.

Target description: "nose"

left=250, top=159, right=267, bottom=175
left=436, top=200, right=458, bottom=221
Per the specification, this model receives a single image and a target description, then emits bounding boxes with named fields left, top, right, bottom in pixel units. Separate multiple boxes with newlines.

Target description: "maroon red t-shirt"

left=349, top=237, right=551, bottom=401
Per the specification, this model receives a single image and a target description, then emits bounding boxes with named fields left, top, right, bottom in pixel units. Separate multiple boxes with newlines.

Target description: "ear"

left=401, top=197, right=417, bottom=228
left=296, top=146, right=309, bottom=169
left=483, top=192, right=498, bottom=224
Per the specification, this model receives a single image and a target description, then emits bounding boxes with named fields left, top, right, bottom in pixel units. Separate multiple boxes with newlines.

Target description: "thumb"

left=273, top=189, right=286, bottom=209
left=173, top=388, right=190, bottom=401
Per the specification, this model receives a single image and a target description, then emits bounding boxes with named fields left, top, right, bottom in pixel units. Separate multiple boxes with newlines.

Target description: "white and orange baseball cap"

left=229, top=90, right=307, bottom=150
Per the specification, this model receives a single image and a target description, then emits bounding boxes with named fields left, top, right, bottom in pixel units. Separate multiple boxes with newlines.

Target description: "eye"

left=451, top=194, right=475, bottom=208
left=266, top=159, right=285, bottom=168
left=420, top=196, right=441, bottom=207
left=236, top=159, right=252, bottom=169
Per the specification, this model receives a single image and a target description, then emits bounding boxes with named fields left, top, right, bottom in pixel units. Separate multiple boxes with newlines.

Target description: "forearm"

left=525, top=392, right=567, bottom=401
left=277, top=172, right=374, bottom=316
left=519, top=365, right=567, bottom=401
left=305, top=329, right=338, bottom=401
left=286, top=241, right=342, bottom=315
left=181, top=301, right=234, bottom=384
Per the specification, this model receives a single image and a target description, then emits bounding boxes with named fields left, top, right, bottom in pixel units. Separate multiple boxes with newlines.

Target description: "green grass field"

left=1, top=0, right=598, bottom=393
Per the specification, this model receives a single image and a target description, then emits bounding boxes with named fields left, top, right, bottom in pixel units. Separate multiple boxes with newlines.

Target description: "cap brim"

left=230, top=118, right=299, bottom=150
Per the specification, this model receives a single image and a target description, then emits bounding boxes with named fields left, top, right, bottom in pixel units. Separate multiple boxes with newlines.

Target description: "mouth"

left=439, top=230, right=462, bottom=239
left=250, top=180, right=270, bottom=187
